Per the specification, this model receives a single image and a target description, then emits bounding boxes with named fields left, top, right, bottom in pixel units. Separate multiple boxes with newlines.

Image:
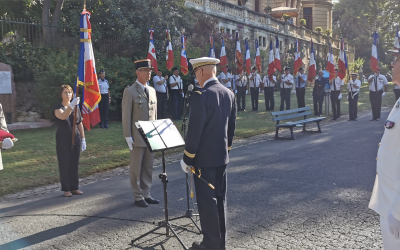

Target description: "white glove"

left=338, top=93, right=342, bottom=100
left=291, top=90, right=296, bottom=94
left=382, top=92, right=386, bottom=98
left=246, top=90, right=248, bottom=95
left=347, top=95, right=349, bottom=100
left=1, top=138, right=14, bottom=149
left=125, top=137, right=134, bottom=150
left=388, top=211, right=400, bottom=239
left=180, top=159, right=190, bottom=174
left=81, top=138, right=86, bottom=152
left=69, top=97, right=80, bottom=109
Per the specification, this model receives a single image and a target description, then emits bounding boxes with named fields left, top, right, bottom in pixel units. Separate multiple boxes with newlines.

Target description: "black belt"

left=296, top=87, right=305, bottom=89
left=371, top=89, right=383, bottom=92
left=156, top=91, right=167, bottom=95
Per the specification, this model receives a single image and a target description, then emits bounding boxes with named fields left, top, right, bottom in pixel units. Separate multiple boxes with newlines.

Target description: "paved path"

left=0, top=111, right=387, bottom=250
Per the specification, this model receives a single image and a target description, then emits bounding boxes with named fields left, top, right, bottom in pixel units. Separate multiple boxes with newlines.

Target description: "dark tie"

left=298, top=76, right=301, bottom=88
left=145, top=87, right=149, bottom=99
left=334, top=79, right=337, bottom=92
left=374, top=76, right=378, bottom=91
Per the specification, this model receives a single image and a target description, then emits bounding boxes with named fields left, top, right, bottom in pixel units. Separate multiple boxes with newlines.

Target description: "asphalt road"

left=0, top=111, right=387, bottom=250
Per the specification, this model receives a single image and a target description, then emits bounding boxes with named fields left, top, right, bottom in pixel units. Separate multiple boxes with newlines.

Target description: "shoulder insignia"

left=126, top=83, right=133, bottom=88
left=194, top=91, right=202, bottom=95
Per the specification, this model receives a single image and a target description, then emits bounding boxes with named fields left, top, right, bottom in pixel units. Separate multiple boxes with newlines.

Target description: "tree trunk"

left=49, top=0, right=64, bottom=46
left=41, top=0, right=50, bottom=45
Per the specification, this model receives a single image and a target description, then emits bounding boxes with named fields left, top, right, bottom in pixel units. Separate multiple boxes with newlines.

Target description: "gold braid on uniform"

left=194, top=91, right=202, bottom=95
left=184, top=150, right=196, bottom=158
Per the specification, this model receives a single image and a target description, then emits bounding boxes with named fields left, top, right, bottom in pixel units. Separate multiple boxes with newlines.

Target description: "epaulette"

left=194, top=91, right=202, bottom=95
left=126, top=83, right=133, bottom=88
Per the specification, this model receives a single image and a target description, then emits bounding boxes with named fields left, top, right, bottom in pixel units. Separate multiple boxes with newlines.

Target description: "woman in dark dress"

left=54, top=85, right=86, bottom=197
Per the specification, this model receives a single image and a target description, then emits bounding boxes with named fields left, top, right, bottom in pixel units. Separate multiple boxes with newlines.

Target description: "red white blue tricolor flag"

left=209, top=35, right=215, bottom=58
left=307, top=39, right=316, bottom=82
left=147, top=29, right=158, bottom=73
left=338, top=39, right=348, bottom=80
left=165, top=29, right=174, bottom=71
left=180, top=34, right=189, bottom=75
left=394, top=27, right=399, bottom=50
left=235, top=31, right=243, bottom=74
left=244, top=38, right=251, bottom=75
left=268, top=39, right=275, bottom=80
left=275, top=36, right=282, bottom=72
left=293, top=40, right=302, bottom=75
left=255, top=38, right=261, bottom=73
left=75, top=7, right=101, bottom=131
left=327, top=43, right=335, bottom=81
left=219, top=36, right=228, bottom=74
left=371, top=31, right=380, bottom=73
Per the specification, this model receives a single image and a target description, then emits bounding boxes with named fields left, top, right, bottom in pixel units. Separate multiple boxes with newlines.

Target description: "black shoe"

left=104, top=123, right=109, bottom=129
left=331, top=118, right=336, bottom=120
left=144, top=197, right=159, bottom=204
left=370, top=118, right=379, bottom=121
left=192, top=241, right=222, bottom=250
left=99, top=123, right=104, bottom=128
left=134, top=200, right=148, bottom=207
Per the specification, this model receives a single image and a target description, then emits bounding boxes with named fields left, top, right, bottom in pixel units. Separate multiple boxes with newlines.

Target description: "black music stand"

left=130, top=119, right=189, bottom=250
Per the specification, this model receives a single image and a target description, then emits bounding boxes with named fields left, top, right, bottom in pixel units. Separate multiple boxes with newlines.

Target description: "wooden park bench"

left=271, top=107, right=326, bottom=140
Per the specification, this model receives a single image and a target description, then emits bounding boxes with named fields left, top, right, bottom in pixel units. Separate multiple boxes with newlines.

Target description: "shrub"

left=283, top=14, right=291, bottom=21
left=325, top=29, right=332, bottom=37
left=300, top=19, right=306, bottom=26
left=315, top=27, right=323, bottom=34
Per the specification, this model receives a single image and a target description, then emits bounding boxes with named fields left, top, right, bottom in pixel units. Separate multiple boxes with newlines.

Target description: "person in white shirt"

left=169, top=67, right=184, bottom=120
left=330, top=69, right=344, bottom=120
left=249, top=66, right=262, bottom=111
left=220, top=68, right=233, bottom=90
left=368, top=68, right=389, bottom=121
left=98, top=69, right=111, bottom=128
left=295, top=67, right=307, bottom=110
left=347, top=73, right=361, bottom=121
left=263, top=73, right=277, bottom=111
left=280, top=67, right=294, bottom=111
left=235, top=72, right=247, bottom=111
left=153, top=69, right=169, bottom=119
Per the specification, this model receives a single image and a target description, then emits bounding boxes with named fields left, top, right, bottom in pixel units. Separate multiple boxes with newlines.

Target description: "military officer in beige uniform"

left=122, top=59, right=159, bottom=207
left=369, top=49, right=400, bottom=248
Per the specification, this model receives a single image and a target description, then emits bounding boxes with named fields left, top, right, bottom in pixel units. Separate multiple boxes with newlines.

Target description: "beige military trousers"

left=129, top=146, right=154, bottom=201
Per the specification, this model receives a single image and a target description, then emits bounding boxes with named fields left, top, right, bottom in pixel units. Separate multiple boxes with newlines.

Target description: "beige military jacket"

left=369, top=99, right=400, bottom=219
left=122, top=81, right=157, bottom=148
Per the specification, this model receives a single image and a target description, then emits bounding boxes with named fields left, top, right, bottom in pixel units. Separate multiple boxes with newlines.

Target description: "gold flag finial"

left=84, top=0, right=86, bottom=10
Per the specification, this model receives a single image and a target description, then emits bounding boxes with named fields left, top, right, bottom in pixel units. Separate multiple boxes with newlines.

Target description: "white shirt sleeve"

left=381, top=75, right=389, bottom=86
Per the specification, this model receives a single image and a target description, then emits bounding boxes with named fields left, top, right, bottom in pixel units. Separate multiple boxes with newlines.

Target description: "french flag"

left=275, top=36, right=282, bottom=72
left=338, top=39, right=348, bottom=80
left=147, top=29, right=158, bottom=73
left=327, top=43, right=335, bottom=81
left=395, top=27, right=399, bottom=50
left=209, top=35, right=215, bottom=58
left=255, top=38, right=261, bottom=72
left=371, top=31, right=379, bottom=73
left=235, top=31, right=243, bottom=74
left=219, top=36, right=228, bottom=74
left=268, top=39, right=275, bottom=80
left=307, top=39, right=316, bottom=82
left=244, top=38, right=251, bottom=75
left=180, top=34, right=189, bottom=75
left=293, top=40, right=302, bottom=75
left=165, top=29, right=174, bottom=71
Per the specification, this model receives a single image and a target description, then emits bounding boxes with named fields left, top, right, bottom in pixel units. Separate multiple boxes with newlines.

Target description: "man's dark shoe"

left=134, top=200, right=148, bottom=207
left=99, top=123, right=104, bottom=128
left=331, top=118, right=336, bottom=120
left=192, top=241, right=222, bottom=250
left=144, top=197, right=159, bottom=204
left=104, top=123, right=109, bottom=129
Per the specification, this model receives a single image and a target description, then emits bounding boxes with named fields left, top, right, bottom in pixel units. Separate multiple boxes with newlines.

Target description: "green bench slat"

left=272, top=111, right=312, bottom=121
left=271, top=107, right=310, bottom=116
left=276, top=117, right=326, bottom=127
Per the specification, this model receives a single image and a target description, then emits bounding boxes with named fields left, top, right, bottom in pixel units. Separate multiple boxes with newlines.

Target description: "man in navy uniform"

left=180, top=57, right=236, bottom=250
left=295, top=67, right=307, bottom=109
left=98, top=69, right=111, bottom=128
left=313, top=70, right=327, bottom=116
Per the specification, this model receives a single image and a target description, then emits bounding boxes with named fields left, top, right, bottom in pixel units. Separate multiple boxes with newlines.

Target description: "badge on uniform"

left=384, top=120, right=395, bottom=129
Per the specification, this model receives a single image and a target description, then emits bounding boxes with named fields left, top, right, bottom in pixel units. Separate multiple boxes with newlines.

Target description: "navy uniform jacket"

left=313, top=77, right=328, bottom=97
left=183, top=79, right=236, bottom=168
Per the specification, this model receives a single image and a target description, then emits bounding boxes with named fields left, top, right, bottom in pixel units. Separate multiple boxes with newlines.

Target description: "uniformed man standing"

left=249, top=66, right=262, bottom=111
left=180, top=57, right=236, bottom=250
left=295, top=67, right=307, bottom=109
left=347, top=73, right=361, bottom=121
left=280, top=67, right=294, bottom=111
left=369, top=49, right=400, bottom=249
left=169, top=67, right=184, bottom=120
left=368, top=68, right=389, bottom=121
left=220, top=68, right=233, bottom=90
left=153, top=69, right=169, bottom=119
left=98, top=69, right=111, bottom=128
left=235, top=72, right=247, bottom=112
left=330, top=69, right=344, bottom=120
left=313, top=70, right=327, bottom=116
left=263, top=73, right=277, bottom=111
left=122, top=59, right=159, bottom=207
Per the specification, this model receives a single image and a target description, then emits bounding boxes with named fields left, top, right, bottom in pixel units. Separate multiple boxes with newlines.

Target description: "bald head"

left=195, top=65, right=217, bottom=87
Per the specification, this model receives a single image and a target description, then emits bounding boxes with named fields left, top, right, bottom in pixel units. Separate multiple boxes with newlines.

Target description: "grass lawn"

left=1, top=84, right=396, bottom=196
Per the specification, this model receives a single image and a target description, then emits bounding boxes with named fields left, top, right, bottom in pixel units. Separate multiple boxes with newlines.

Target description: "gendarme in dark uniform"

left=313, top=70, right=327, bottom=116
left=180, top=57, right=236, bottom=250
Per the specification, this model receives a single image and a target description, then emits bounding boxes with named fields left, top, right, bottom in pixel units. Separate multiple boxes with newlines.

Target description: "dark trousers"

left=370, top=90, right=383, bottom=119
left=250, top=87, right=259, bottom=110
left=264, top=87, right=275, bottom=111
left=171, top=89, right=183, bottom=120
left=330, top=91, right=341, bottom=118
left=236, top=86, right=246, bottom=110
left=99, top=93, right=109, bottom=125
left=280, top=88, right=291, bottom=111
left=313, top=94, right=324, bottom=115
left=156, top=92, right=168, bottom=119
left=296, top=87, right=306, bottom=109
left=394, top=89, right=400, bottom=101
left=56, top=138, right=81, bottom=191
left=194, top=165, right=227, bottom=249
left=348, top=92, right=359, bottom=120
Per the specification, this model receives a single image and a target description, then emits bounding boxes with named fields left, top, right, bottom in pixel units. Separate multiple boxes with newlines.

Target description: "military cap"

left=335, top=68, right=339, bottom=71
left=284, top=67, right=290, bottom=70
left=189, top=57, right=220, bottom=70
left=134, top=59, right=152, bottom=70
left=251, top=66, right=257, bottom=70
left=99, top=69, right=105, bottom=73
left=299, top=67, right=304, bottom=71
left=351, top=73, right=358, bottom=76
left=172, top=67, right=178, bottom=71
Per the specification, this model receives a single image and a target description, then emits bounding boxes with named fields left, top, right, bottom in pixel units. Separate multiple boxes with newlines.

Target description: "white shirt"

left=249, top=73, right=261, bottom=88
left=235, top=75, right=247, bottom=87
left=347, top=79, right=361, bottom=93
left=330, top=77, right=344, bottom=92
left=280, top=74, right=294, bottom=89
left=295, top=74, right=307, bottom=88
left=98, top=78, right=109, bottom=94
left=368, top=74, right=389, bottom=91
left=204, top=77, right=218, bottom=88
left=219, top=72, right=233, bottom=88
left=262, top=75, right=277, bottom=87
left=169, top=75, right=183, bottom=90
left=153, top=75, right=168, bottom=93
